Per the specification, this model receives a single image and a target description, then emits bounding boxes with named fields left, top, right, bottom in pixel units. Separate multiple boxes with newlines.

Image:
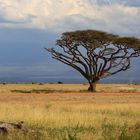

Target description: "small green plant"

left=101, top=121, right=116, bottom=140
left=64, top=132, right=79, bottom=140
left=118, top=122, right=140, bottom=140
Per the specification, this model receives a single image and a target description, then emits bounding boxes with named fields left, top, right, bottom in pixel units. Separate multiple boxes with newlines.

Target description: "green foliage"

left=58, top=30, right=116, bottom=48
left=58, top=30, right=140, bottom=50
left=113, top=37, right=140, bottom=49
left=64, top=132, right=78, bottom=140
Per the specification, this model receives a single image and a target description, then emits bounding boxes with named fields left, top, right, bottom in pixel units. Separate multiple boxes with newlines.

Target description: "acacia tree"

left=46, top=30, right=140, bottom=92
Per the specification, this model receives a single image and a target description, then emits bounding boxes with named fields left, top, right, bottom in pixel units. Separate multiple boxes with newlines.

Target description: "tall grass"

left=0, top=102, right=140, bottom=139
left=0, top=84, right=140, bottom=139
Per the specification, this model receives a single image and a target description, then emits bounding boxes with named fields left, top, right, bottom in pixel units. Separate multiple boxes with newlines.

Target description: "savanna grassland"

left=0, top=84, right=140, bottom=140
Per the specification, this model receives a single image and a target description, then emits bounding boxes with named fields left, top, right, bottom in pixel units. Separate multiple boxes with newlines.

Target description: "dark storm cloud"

left=97, top=0, right=140, bottom=7
left=0, top=0, right=140, bottom=83
left=121, top=0, right=140, bottom=7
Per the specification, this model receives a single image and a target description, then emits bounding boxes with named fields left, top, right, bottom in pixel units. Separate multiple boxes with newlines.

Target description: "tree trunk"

left=88, top=83, right=96, bottom=92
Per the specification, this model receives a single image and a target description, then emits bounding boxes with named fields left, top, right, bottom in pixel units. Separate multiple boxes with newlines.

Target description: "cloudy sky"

left=0, top=0, right=140, bottom=83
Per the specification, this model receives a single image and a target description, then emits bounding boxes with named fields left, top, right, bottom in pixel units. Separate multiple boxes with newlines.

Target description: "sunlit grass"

left=0, top=83, right=140, bottom=93
left=0, top=84, right=140, bottom=139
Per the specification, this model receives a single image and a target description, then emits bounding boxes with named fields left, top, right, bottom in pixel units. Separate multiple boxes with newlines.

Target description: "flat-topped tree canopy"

left=113, top=37, right=140, bottom=50
left=46, top=30, right=140, bottom=92
left=57, top=30, right=117, bottom=48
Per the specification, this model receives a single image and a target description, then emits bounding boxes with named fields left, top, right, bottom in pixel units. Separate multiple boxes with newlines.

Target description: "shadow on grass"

left=10, top=89, right=95, bottom=94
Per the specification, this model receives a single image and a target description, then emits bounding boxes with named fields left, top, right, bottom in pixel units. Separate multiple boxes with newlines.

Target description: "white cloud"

left=0, top=0, right=140, bottom=36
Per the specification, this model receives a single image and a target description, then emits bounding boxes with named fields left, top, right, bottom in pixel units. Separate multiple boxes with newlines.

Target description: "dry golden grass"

left=0, top=83, right=140, bottom=93
left=0, top=84, right=140, bottom=139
